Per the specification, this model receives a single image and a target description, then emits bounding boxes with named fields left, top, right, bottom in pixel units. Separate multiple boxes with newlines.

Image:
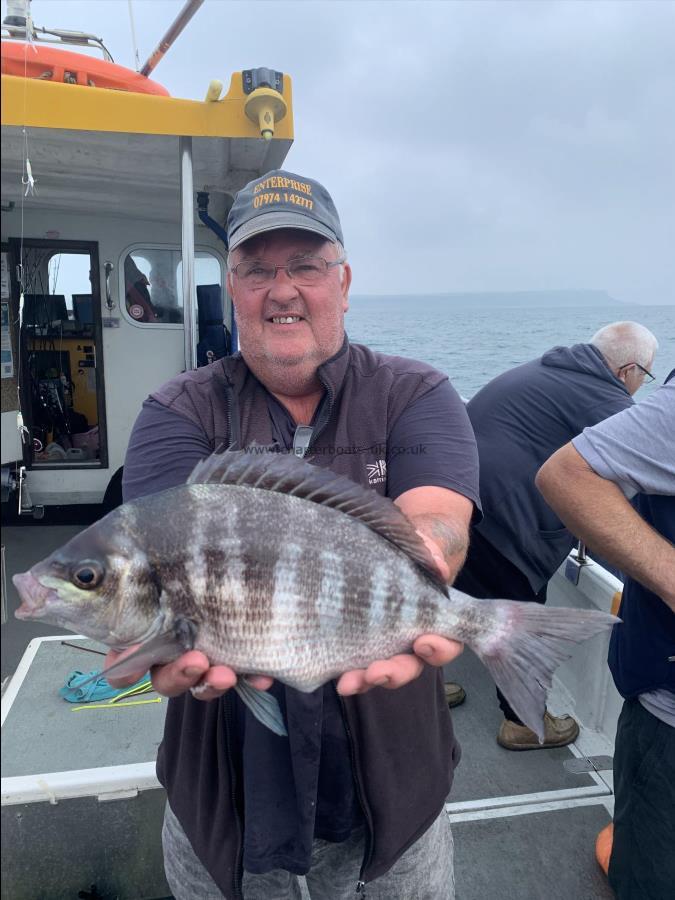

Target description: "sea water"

left=345, top=300, right=674, bottom=400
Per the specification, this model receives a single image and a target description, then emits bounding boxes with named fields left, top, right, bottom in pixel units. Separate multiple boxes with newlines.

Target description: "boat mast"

left=180, top=137, right=198, bottom=372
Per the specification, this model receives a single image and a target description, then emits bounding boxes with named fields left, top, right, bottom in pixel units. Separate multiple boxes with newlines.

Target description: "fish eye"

left=72, top=561, right=104, bottom=589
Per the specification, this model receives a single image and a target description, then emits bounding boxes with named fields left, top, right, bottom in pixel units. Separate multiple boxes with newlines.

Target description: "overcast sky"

left=7, top=0, right=675, bottom=303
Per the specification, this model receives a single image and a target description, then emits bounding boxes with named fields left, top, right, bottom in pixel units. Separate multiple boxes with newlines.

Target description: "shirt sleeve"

left=572, top=383, right=675, bottom=499
left=386, top=379, right=481, bottom=516
left=122, top=398, right=213, bottom=502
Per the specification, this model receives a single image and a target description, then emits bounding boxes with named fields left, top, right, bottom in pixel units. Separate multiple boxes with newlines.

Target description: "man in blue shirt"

left=451, top=322, right=658, bottom=749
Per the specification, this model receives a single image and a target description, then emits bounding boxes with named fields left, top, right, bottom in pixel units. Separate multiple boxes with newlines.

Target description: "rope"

left=127, top=0, right=141, bottom=72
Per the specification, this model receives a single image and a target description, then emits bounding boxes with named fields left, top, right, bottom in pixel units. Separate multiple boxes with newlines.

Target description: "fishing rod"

left=140, top=0, right=205, bottom=78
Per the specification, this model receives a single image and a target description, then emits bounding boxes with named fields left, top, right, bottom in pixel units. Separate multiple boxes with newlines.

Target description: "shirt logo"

left=366, top=459, right=387, bottom=485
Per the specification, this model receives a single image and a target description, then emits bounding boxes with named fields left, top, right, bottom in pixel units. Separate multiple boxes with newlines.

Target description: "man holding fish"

left=121, top=170, right=478, bottom=899
left=14, top=171, right=617, bottom=898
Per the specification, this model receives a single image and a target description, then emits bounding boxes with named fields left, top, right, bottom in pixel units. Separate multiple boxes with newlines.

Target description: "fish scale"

left=13, top=449, right=620, bottom=740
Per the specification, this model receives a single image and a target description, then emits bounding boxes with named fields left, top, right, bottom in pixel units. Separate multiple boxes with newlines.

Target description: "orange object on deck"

left=1, top=41, right=170, bottom=96
left=595, top=822, right=614, bottom=875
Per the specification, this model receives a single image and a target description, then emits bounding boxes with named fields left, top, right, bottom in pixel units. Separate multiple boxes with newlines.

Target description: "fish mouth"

left=12, top=572, right=59, bottom=620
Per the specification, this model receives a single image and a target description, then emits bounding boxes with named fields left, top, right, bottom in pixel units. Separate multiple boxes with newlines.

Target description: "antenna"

left=2, top=0, right=114, bottom=60
left=3, top=0, right=34, bottom=39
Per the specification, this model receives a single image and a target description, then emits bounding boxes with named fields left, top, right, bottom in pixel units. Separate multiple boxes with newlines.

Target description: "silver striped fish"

left=13, top=450, right=618, bottom=739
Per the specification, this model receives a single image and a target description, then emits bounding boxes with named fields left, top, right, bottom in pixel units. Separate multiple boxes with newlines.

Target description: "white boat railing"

left=548, top=556, right=623, bottom=746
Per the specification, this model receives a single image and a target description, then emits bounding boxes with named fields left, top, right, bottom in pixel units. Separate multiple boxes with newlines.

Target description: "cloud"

left=16, top=0, right=675, bottom=302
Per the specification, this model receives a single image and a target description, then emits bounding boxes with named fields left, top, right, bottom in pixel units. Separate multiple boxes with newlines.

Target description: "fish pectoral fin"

left=96, top=618, right=198, bottom=685
left=234, top=679, right=288, bottom=737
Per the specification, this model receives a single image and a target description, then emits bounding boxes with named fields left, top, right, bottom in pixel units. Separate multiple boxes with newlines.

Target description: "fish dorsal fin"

left=188, top=449, right=448, bottom=591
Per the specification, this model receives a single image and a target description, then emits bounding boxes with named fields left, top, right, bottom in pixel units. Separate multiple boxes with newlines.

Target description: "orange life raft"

left=1, top=41, right=169, bottom=96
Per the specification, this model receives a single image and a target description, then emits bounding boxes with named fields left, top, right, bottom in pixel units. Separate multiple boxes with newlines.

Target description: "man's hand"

left=336, top=636, right=463, bottom=695
left=104, top=647, right=273, bottom=701
left=107, top=635, right=463, bottom=701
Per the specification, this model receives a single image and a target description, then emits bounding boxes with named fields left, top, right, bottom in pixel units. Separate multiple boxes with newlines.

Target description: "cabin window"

left=121, top=247, right=224, bottom=327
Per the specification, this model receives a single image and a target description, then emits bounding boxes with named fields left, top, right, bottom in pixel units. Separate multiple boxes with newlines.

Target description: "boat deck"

left=445, top=649, right=613, bottom=900
left=1, top=523, right=615, bottom=899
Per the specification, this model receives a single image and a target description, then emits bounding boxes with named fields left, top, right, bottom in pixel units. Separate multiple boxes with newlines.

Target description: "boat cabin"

left=1, top=30, right=293, bottom=513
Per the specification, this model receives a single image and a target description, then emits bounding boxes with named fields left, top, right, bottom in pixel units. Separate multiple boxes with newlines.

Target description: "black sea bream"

left=13, top=450, right=618, bottom=739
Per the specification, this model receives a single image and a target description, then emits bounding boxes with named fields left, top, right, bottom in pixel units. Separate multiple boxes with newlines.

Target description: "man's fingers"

left=151, top=651, right=213, bottom=697
left=337, top=654, right=425, bottom=695
left=336, top=637, right=464, bottom=697
left=106, top=648, right=273, bottom=700
left=335, top=669, right=367, bottom=696
left=185, top=665, right=239, bottom=701
left=182, top=669, right=273, bottom=702
left=246, top=674, right=275, bottom=691
left=366, top=654, right=425, bottom=689
left=413, top=635, right=464, bottom=666
left=110, top=638, right=461, bottom=699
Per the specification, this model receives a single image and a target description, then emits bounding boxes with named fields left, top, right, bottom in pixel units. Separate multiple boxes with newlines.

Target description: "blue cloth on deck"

left=59, top=670, right=150, bottom=703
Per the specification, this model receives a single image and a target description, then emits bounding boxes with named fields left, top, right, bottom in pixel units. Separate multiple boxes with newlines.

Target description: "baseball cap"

left=226, top=170, right=344, bottom=251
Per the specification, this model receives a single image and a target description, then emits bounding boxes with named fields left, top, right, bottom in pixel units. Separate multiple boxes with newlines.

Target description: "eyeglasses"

left=619, top=362, right=655, bottom=383
left=229, top=256, right=346, bottom=288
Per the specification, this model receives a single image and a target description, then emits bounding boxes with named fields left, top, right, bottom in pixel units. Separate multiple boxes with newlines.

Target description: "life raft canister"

left=1, top=41, right=170, bottom=96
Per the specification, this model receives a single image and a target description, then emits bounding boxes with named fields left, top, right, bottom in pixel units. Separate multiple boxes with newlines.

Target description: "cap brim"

left=228, top=211, right=338, bottom=252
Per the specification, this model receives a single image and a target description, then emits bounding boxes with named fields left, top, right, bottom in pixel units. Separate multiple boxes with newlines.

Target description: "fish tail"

left=454, top=598, right=619, bottom=742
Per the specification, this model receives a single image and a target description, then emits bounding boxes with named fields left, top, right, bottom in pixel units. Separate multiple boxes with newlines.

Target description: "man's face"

left=227, top=229, right=351, bottom=393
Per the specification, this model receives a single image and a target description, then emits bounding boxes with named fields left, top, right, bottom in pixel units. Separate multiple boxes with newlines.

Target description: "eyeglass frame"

left=618, top=362, right=655, bottom=383
left=228, top=255, right=347, bottom=287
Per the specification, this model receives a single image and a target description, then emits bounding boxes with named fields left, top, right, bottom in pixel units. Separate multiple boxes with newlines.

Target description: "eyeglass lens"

left=237, top=258, right=330, bottom=286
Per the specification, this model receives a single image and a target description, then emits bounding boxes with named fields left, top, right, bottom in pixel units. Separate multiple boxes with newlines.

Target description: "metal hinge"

left=564, top=541, right=592, bottom=585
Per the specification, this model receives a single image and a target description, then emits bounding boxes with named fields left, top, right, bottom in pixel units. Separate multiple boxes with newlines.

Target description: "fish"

left=13, top=449, right=619, bottom=739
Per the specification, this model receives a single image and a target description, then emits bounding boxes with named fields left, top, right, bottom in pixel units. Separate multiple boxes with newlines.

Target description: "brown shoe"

left=444, top=682, right=466, bottom=708
left=497, top=711, right=580, bottom=750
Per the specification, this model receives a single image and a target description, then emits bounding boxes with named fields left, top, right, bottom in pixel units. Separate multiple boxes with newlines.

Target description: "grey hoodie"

left=467, top=343, right=633, bottom=592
